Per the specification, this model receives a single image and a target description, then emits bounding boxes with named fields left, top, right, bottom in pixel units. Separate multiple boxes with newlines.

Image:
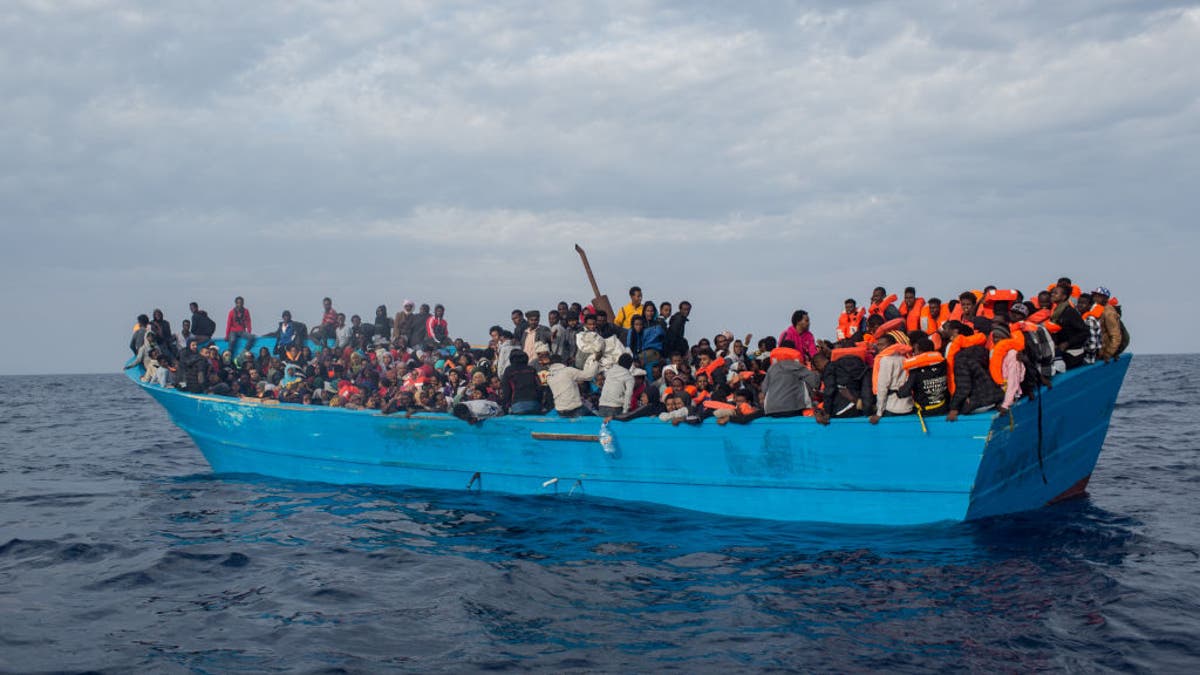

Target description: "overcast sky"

left=2, top=1, right=1197, bottom=374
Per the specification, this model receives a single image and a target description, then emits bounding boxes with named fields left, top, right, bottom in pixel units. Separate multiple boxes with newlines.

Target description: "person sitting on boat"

left=615, top=385, right=665, bottom=421
left=312, top=297, right=337, bottom=348
left=869, top=331, right=914, bottom=424
left=599, top=353, right=636, bottom=421
left=266, top=310, right=299, bottom=356
left=658, top=391, right=691, bottom=425
left=944, top=321, right=1003, bottom=421
left=594, top=309, right=619, bottom=340
left=811, top=347, right=871, bottom=418
left=990, top=323, right=1026, bottom=416
left=499, top=351, right=544, bottom=415
left=426, top=304, right=450, bottom=348
left=545, top=353, right=600, bottom=417
left=713, top=388, right=763, bottom=426
left=188, top=302, right=217, bottom=346
left=225, top=296, right=255, bottom=355
left=761, top=340, right=821, bottom=419
left=897, top=336, right=948, bottom=417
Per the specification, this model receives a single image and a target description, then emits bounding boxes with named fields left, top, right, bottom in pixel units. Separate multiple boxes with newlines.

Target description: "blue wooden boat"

left=124, top=348, right=1130, bottom=525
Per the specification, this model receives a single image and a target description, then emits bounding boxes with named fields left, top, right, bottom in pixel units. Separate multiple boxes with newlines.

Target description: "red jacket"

left=226, top=307, right=252, bottom=339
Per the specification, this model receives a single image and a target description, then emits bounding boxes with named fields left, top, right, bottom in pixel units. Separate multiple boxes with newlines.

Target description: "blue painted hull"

left=126, top=352, right=1130, bottom=525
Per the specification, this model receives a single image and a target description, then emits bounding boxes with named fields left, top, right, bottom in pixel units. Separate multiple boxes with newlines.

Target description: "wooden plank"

left=531, top=432, right=600, bottom=442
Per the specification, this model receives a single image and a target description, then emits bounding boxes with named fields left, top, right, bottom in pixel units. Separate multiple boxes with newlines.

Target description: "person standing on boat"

left=409, top=303, right=432, bottom=349
left=225, top=296, right=255, bottom=355
left=393, top=300, right=416, bottom=349
left=1092, top=287, right=1127, bottom=362
left=836, top=299, right=866, bottom=341
left=664, top=300, right=691, bottom=358
left=991, top=323, right=1026, bottom=415
left=130, top=314, right=150, bottom=355
left=545, top=353, right=600, bottom=417
left=550, top=311, right=579, bottom=364
left=869, top=331, right=914, bottom=424
left=516, top=310, right=550, bottom=357
left=614, top=286, right=644, bottom=331
left=373, top=305, right=392, bottom=345
left=1049, top=285, right=1088, bottom=368
left=778, top=310, right=818, bottom=362
left=599, top=353, right=636, bottom=420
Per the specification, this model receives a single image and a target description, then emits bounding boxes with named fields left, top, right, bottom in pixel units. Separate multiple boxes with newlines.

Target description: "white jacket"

left=599, top=365, right=635, bottom=413
left=546, top=357, right=600, bottom=412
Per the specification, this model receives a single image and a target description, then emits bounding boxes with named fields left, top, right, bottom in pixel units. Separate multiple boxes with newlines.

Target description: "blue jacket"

left=627, top=324, right=665, bottom=354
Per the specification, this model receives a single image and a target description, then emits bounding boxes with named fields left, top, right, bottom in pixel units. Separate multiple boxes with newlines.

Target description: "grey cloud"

left=1, top=1, right=1197, bottom=373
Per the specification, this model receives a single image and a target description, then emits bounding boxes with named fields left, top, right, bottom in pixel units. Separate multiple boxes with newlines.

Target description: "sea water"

left=1, top=355, right=1198, bottom=671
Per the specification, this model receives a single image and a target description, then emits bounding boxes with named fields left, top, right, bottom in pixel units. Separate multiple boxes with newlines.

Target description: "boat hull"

left=127, top=354, right=1130, bottom=525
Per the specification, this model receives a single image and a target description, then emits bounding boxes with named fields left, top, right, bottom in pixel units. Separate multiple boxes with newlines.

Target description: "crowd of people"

left=125, top=277, right=1129, bottom=425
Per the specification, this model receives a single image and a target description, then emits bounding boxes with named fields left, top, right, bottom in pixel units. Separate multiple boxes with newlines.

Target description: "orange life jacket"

left=946, top=333, right=987, bottom=395
left=703, top=400, right=734, bottom=410
left=831, top=344, right=868, bottom=362
left=929, top=332, right=944, bottom=352
left=836, top=308, right=866, bottom=340
left=989, top=331, right=1026, bottom=386
left=769, top=347, right=803, bottom=365
left=1047, top=283, right=1082, bottom=299
left=1082, top=305, right=1103, bottom=321
left=868, top=294, right=898, bottom=318
left=873, top=318, right=906, bottom=339
left=696, top=356, right=727, bottom=379
left=900, top=297, right=926, bottom=333
left=919, top=305, right=946, bottom=334
left=871, top=343, right=913, bottom=395
left=902, top=351, right=945, bottom=371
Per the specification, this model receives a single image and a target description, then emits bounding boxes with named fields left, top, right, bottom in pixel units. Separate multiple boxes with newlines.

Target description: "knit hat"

left=1010, top=303, right=1030, bottom=319
left=887, top=330, right=910, bottom=346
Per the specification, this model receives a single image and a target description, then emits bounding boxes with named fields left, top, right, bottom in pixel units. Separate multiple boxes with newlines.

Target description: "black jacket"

left=1052, top=303, right=1087, bottom=350
left=408, top=312, right=431, bottom=348
left=948, top=345, right=1002, bottom=413
left=191, top=311, right=217, bottom=338
left=821, top=355, right=872, bottom=417
left=500, top=363, right=543, bottom=409
left=665, top=314, right=689, bottom=357
left=898, top=361, right=949, bottom=415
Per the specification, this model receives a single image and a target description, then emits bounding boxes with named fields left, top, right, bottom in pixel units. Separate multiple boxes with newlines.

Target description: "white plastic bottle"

left=598, top=421, right=615, bottom=455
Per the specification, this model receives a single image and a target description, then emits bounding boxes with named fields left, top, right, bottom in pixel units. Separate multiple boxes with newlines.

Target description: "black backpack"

left=1023, top=326, right=1055, bottom=380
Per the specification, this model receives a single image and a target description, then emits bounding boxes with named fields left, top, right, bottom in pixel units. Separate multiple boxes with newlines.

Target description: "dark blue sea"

left=2, top=355, right=1199, bottom=672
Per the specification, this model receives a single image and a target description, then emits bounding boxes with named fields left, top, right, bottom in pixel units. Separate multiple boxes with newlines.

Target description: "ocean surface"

left=2, top=355, right=1198, bottom=673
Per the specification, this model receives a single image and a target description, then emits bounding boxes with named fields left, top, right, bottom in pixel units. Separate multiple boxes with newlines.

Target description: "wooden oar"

left=574, top=244, right=616, bottom=320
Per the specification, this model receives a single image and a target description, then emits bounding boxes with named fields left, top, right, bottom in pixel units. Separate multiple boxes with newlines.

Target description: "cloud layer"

left=2, top=1, right=1197, bottom=372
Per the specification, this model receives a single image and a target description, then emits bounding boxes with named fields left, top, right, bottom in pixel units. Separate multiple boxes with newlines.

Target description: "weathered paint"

left=126, top=350, right=1130, bottom=525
